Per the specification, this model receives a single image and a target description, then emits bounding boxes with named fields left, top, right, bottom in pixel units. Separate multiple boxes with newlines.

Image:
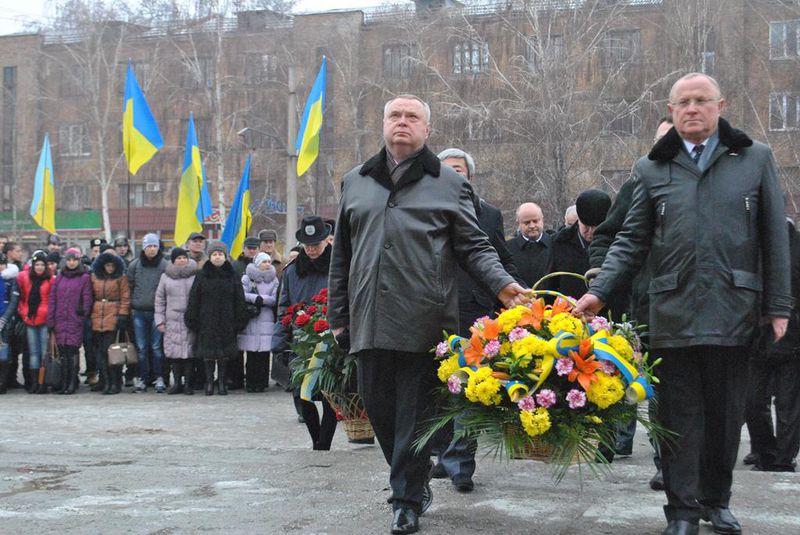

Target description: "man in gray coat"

left=575, top=73, right=792, bottom=535
left=328, top=95, right=527, bottom=535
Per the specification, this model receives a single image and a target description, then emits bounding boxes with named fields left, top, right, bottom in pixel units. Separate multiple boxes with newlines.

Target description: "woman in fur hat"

left=155, top=248, right=198, bottom=395
left=185, top=241, right=248, bottom=396
left=90, top=252, right=130, bottom=394
left=46, top=248, right=93, bottom=394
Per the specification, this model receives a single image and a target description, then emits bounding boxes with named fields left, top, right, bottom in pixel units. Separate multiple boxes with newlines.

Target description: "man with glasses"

left=576, top=73, right=791, bottom=535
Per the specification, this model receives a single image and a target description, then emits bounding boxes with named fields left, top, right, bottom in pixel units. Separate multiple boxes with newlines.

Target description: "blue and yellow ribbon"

left=300, top=341, right=327, bottom=401
left=590, top=330, right=654, bottom=402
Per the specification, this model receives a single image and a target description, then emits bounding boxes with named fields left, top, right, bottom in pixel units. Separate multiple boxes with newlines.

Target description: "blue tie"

left=692, top=144, right=704, bottom=165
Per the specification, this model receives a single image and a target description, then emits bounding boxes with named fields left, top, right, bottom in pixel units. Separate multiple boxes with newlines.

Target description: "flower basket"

left=322, top=391, right=375, bottom=441
left=420, top=275, right=669, bottom=481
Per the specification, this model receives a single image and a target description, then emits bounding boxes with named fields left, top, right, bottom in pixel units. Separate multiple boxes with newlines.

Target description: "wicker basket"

left=321, top=391, right=376, bottom=441
left=505, top=425, right=583, bottom=463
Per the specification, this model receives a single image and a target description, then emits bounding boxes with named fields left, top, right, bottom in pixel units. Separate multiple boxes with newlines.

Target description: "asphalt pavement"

left=0, top=382, right=797, bottom=535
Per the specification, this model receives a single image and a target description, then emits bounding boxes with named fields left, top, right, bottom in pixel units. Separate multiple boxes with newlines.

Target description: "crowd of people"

left=0, top=73, right=798, bottom=535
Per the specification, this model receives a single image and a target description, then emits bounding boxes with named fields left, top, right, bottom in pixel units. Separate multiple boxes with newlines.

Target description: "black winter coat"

left=547, top=224, right=590, bottom=300
left=506, top=232, right=552, bottom=289
left=761, top=222, right=800, bottom=359
left=184, top=260, right=247, bottom=361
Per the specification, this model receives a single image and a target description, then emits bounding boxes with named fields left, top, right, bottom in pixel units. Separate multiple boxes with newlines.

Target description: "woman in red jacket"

left=17, top=251, right=53, bottom=393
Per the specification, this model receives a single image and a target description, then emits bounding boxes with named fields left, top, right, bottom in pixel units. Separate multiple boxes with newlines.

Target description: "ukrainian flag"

left=220, top=156, right=252, bottom=259
left=295, top=57, right=326, bottom=176
left=30, top=134, right=56, bottom=234
left=174, top=113, right=213, bottom=247
left=123, top=61, right=163, bottom=175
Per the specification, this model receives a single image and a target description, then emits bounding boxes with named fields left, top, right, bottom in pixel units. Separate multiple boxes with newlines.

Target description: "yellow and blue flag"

left=30, top=134, right=56, bottom=234
left=295, top=57, right=326, bottom=176
left=123, top=61, right=163, bottom=175
left=220, top=156, right=252, bottom=259
left=174, top=113, right=213, bottom=246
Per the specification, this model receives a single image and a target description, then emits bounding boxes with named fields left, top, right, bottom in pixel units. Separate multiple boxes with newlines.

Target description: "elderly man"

left=258, top=229, right=284, bottom=274
left=575, top=73, right=792, bottom=535
left=328, top=95, right=527, bottom=535
left=185, top=232, right=207, bottom=268
left=563, top=205, right=578, bottom=227
left=506, top=202, right=552, bottom=288
left=431, top=147, right=519, bottom=493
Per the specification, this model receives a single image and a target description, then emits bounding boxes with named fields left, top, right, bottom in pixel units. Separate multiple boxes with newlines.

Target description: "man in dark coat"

left=547, top=189, right=611, bottom=300
left=506, top=202, right=552, bottom=288
left=745, top=219, right=800, bottom=472
left=229, top=236, right=260, bottom=390
left=328, top=95, right=527, bottom=535
left=576, top=73, right=792, bottom=535
left=430, top=147, right=519, bottom=493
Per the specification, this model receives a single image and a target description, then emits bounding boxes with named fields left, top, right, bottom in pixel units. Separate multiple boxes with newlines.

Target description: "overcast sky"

left=0, top=0, right=400, bottom=36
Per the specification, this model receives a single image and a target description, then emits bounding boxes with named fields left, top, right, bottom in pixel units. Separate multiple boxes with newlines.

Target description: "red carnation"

left=281, top=315, right=292, bottom=327
left=307, top=305, right=318, bottom=315
left=313, top=319, right=329, bottom=333
left=295, top=314, right=311, bottom=327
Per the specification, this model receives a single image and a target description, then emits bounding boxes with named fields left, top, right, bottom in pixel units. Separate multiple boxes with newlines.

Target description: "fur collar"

left=358, top=145, right=441, bottom=191
left=201, top=259, right=235, bottom=279
left=245, top=262, right=276, bottom=284
left=2, top=264, right=19, bottom=281
left=165, top=259, right=198, bottom=280
left=295, top=244, right=331, bottom=279
left=648, top=118, right=753, bottom=162
left=92, top=253, right=126, bottom=280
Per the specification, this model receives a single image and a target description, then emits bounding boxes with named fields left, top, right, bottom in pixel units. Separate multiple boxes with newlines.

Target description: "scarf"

left=295, top=244, right=332, bottom=279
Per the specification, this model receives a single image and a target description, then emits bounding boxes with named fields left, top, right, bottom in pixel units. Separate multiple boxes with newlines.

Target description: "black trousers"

left=226, top=351, right=245, bottom=388
left=358, top=349, right=438, bottom=513
left=245, top=351, right=270, bottom=390
left=301, top=397, right=337, bottom=449
left=745, top=357, right=800, bottom=469
left=656, top=346, right=749, bottom=522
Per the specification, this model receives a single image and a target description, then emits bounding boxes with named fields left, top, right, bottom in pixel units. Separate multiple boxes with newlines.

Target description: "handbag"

left=244, top=282, right=261, bottom=320
left=108, top=330, right=138, bottom=367
left=42, top=336, right=62, bottom=388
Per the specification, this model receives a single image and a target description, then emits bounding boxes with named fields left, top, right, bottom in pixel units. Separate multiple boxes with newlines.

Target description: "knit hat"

left=171, top=247, right=188, bottom=263
left=46, top=251, right=62, bottom=264
left=31, top=251, right=47, bottom=265
left=254, top=252, right=272, bottom=267
left=258, top=229, right=278, bottom=242
left=575, top=189, right=612, bottom=227
left=142, top=233, right=160, bottom=249
left=63, top=248, right=81, bottom=261
left=206, top=240, right=228, bottom=257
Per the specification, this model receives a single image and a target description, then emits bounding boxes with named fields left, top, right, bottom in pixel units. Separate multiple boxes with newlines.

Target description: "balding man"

left=506, top=202, right=552, bottom=288
left=576, top=73, right=791, bottom=535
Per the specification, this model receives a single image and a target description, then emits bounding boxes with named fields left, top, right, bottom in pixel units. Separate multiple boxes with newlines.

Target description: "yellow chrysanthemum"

left=511, top=336, right=551, bottom=359
left=607, top=335, right=634, bottom=362
left=520, top=407, right=552, bottom=437
left=586, top=372, right=625, bottom=409
left=499, top=341, right=512, bottom=356
left=464, top=366, right=502, bottom=406
left=497, top=306, right=528, bottom=333
left=437, top=355, right=461, bottom=383
left=547, top=313, right=584, bottom=337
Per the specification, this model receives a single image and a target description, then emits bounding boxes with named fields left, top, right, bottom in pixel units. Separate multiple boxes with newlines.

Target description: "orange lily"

left=517, top=299, right=545, bottom=330
left=550, top=297, right=573, bottom=316
left=482, top=318, right=500, bottom=340
left=491, top=371, right=511, bottom=380
left=567, top=347, right=602, bottom=391
left=463, top=334, right=484, bottom=366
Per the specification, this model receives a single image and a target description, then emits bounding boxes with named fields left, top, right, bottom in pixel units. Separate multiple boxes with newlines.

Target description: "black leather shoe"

left=742, top=452, right=759, bottom=465
left=701, top=506, right=742, bottom=534
left=662, top=520, right=698, bottom=535
left=430, top=462, right=447, bottom=479
left=390, top=508, right=418, bottom=535
left=649, top=469, right=664, bottom=490
left=452, top=476, right=474, bottom=493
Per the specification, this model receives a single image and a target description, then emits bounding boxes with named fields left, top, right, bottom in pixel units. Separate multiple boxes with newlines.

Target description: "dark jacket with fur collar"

left=328, top=145, right=515, bottom=354
left=590, top=118, right=792, bottom=348
left=185, top=260, right=247, bottom=360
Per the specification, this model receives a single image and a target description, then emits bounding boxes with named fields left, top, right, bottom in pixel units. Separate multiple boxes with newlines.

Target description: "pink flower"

left=508, top=327, right=529, bottom=342
left=483, top=340, right=501, bottom=357
left=517, top=395, right=536, bottom=411
left=447, top=375, right=462, bottom=394
left=435, top=341, right=449, bottom=358
left=472, top=316, right=490, bottom=330
left=601, top=360, right=616, bottom=375
left=566, top=389, right=587, bottom=409
left=556, top=358, right=574, bottom=376
left=535, top=389, right=557, bottom=408
left=590, top=316, right=610, bottom=332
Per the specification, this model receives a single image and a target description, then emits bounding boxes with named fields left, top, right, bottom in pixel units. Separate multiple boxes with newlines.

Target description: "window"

left=180, top=117, right=214, bottom=150
left=58, top=123, right=90, bottom=157
left=244, top=53, right=278, bottom=85
left=601, top=101, right=640, bottom=136
left=769, top=93, right=800, bottom=131
left=453, top=40, right=490, bottom=75
left=181, top=57, right=215, bottom=90
left=61, top=184, right=90, bottom=210
left=526, top=34, right=563, bottom=72
left=770, top=20, right=800, bottom=59
left=119, top=61, right=151, bottom=94
left=602, top=30, right=640, bottom=68
left=383, top=44, right=414, bottom=79
left=118, top=182, right=161, bottom=208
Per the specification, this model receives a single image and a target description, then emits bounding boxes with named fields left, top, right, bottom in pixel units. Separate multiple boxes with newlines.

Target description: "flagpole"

left=127, top=169, right=132, bottom=241
left=197, top=174, right=205, bottom=244
left=286, top=66, right=298, bottom=250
